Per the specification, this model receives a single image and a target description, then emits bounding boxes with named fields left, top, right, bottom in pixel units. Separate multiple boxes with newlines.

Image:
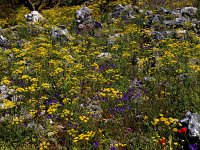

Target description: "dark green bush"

left=194, top=0, right=200, bottom=18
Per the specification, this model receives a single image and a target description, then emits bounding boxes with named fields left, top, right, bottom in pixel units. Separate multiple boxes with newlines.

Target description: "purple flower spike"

left=189, top=144, right=198, bottom=150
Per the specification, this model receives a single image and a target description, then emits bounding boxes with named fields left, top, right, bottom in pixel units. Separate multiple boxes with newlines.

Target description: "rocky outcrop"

left=75, top=6, right=102, bottom=35
left=111, top=5, right=200, bottom=40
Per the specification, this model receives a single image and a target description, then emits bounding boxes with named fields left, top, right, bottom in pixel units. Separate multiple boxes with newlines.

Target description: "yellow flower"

left=21, top=75, right=30, bottom=80
left=1, top=100, right=16, bottom=109
left=79, top=115, right=89, bottom=122
left=55, top=67, right=64, bottom=74
left=172, top=128, right=178, bottom=132
left=144, top=115, right=148, bottom=120
left=174, top=142, right=178, bottom=146
left=152, top=118, right=159, bottom=125
left=73, top=139, right=78, bottom=143
left=41, top=83, right=50, bottom=89
left=164, top=121, right=170, bottom=126
left=1, top=78, right=11, bottom=85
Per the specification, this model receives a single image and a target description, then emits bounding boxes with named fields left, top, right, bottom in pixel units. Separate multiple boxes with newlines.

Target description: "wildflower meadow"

left=0, top=0, right=200, bottom=149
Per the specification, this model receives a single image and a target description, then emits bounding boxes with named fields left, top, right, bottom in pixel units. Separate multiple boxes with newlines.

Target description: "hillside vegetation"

left=0, top=0, right=200, bottom=149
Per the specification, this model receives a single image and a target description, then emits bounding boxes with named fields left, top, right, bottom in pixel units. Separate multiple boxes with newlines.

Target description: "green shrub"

left=194, top=0, right=200, bottom=18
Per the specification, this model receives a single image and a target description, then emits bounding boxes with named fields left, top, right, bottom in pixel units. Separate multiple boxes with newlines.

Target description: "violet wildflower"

left=189, top=143, right=198, bottom=150
left=93, top=141, right=98, bottom=149
left=110, top=147, right=117, bottom=150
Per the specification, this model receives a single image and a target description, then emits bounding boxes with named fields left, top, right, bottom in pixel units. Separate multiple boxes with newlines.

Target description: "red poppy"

left=178, top=127, right=187, bottom=133
left=159, top=138, right=166, bottom=145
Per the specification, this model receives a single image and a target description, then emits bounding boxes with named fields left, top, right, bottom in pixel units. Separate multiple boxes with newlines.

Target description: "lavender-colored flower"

left=53, top=99, right=58, bottom=104
left=110, top=147, right=117, bottom=150
left=19, top=81, right=25, bottom=87
left=46, top=100, right=52, bottom=104
left=93, top=141, right=98, bottom=149
left=189, top=143, right=198, bottom=150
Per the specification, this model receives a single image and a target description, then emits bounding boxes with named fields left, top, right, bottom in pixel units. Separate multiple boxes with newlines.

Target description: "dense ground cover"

left=0, top=0, right=200, bottom=149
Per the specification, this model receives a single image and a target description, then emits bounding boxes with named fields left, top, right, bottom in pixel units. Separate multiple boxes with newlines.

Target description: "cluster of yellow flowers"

left=114, top=143, right=127, bottom=148
left=73, top=131, right=95, bottom=143
left=79, top=115, right=90, bottom=123
left=39, top=141, right=50, bottom=150
left=47, top=103, right=60, bottom=115
left=99, top=88, right=122, bottom=99
left=1, top=100, right=16, bottom=109
left=11, top=117, right=23, bottom=125
left=152, top=114, right=179, bottom=126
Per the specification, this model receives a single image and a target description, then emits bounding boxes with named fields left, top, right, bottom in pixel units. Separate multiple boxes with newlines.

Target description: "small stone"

left=97, top=52, right=111, bottom=59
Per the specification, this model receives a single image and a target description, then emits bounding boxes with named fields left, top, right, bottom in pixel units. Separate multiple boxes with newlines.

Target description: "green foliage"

left=194, top=0, right=200, bottom=18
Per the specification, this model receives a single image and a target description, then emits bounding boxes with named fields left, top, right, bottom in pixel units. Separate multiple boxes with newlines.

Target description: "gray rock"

left=159, top=7, right=168, bottom=14
left=0, top=85, right=17, bottom=101
left=189, top=113, right=200, bottom=139
left=181, top=7, right=198, bottom=17
left=50, top=25, right=72, bottom=45
left=181, top=111, right=200, bottom=139
left=108, top=33, right=122, bottom=44
left=111, top=4, right=136, bottom=20
left=75, top=6, right=102, bottom=35
left=25, top=11, right=44, bottom=23
left=50, top=25, right=70, bottom=39
left=171, top=8, right=182, bottom=17
left=194, top=21, right=200, bottom=33
left=132, top=6, right=140, bottom=14
left=145, top=10, right=153, bottom=16
left=163, top=30, right=175, bottom=38
left=152, top=31, right=164, bottom=40
left=114, top=4, right=124, bottom=12
left=151, top=14, right=161, bottom=24
left=0, top=34, right=9, bottom=49
left=76, top=6, right=92, bottom=23
left=162, top=20, right=174, bottom=27
left=173, top=17, right=188, bottom=27
left=0, top=35, right=8, bottom=46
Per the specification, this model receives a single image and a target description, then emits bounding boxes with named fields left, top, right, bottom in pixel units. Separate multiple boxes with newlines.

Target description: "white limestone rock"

left=25, top=11, right=44, bottom=23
